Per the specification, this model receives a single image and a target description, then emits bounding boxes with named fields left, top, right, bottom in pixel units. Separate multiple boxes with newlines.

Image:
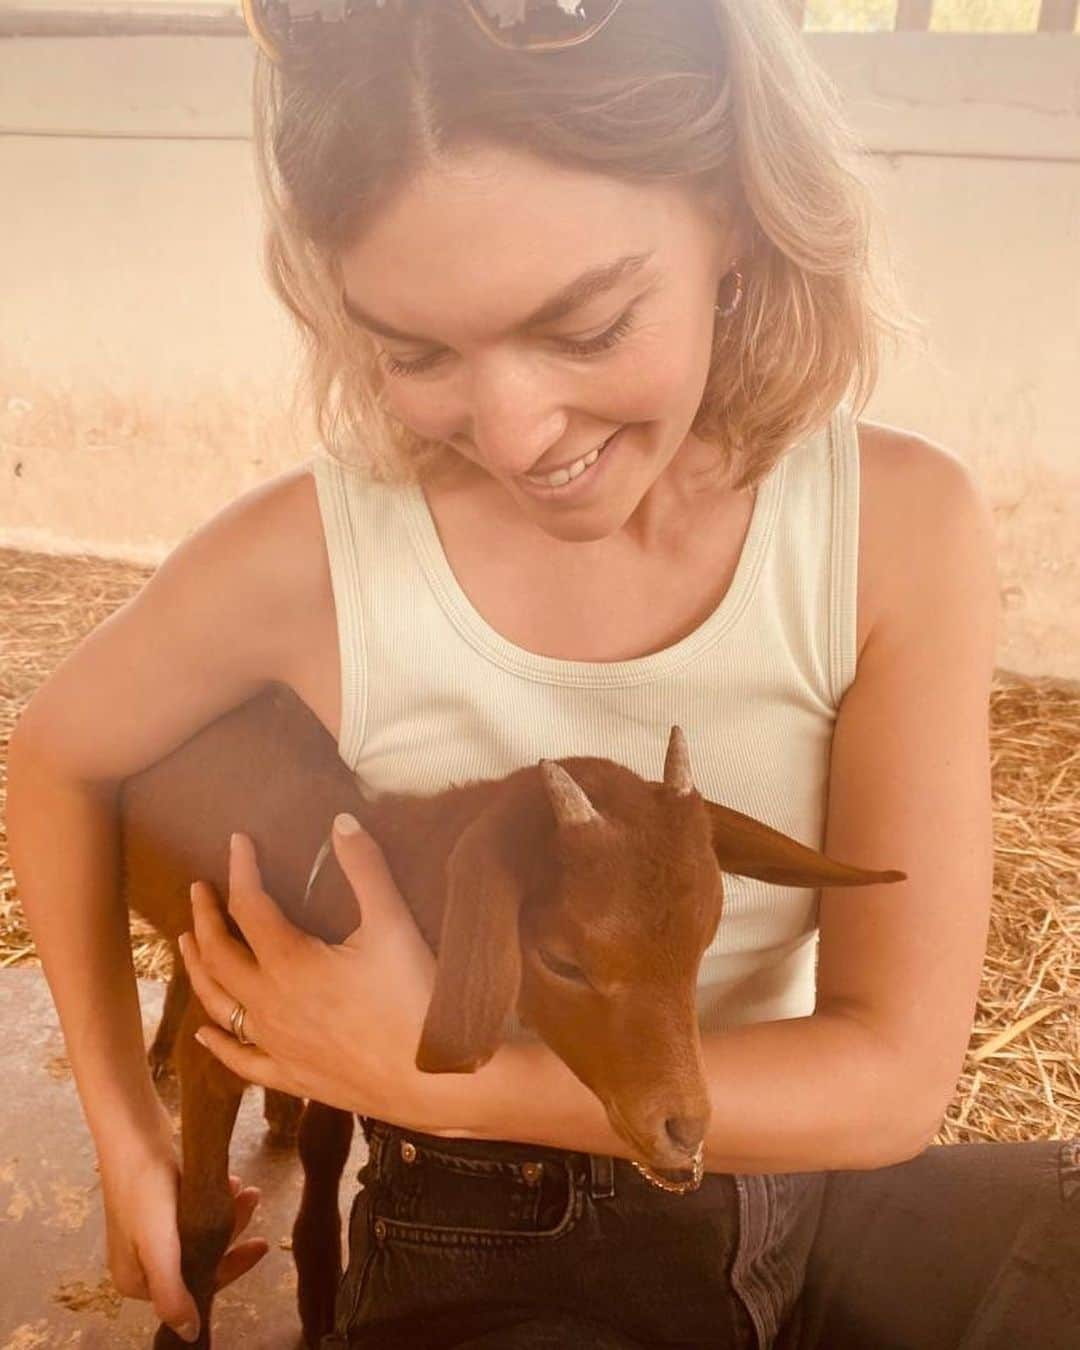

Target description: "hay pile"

left=1, top=545, right=1076, bottom=1144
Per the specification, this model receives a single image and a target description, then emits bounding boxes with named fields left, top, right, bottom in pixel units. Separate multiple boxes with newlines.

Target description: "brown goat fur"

left=118, top=680, right=904, bottom=1348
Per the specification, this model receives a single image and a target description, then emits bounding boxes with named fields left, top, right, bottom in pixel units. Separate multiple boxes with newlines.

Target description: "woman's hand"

left=178, top=814, right=463, bottom=1135
left=100, top=1115, right=266, bottom=1343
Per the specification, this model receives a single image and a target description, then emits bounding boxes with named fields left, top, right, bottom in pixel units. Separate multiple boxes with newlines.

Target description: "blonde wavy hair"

left=252, top=0, right=923, bottom=491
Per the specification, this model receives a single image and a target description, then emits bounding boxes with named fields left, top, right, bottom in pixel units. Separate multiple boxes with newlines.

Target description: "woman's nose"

left=463, top=417, right=572, bottom=479
left=459, top=359, right=570, bottom=476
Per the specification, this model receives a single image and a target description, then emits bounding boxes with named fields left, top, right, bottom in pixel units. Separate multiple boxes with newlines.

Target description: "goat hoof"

left=152, top=1321, right=208, bottom=1349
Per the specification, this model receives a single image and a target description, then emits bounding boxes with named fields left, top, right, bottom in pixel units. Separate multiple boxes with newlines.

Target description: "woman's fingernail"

left=334, top=812, right=361, bottom=836
left=175, top=1321, right=199, bottom=1343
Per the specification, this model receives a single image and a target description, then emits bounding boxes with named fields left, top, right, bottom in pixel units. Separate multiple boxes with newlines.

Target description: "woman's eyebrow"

left=341, top=249, right=656, bottom=342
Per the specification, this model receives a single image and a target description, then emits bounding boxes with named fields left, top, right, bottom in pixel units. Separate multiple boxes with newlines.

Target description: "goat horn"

left=539, top=759, right=603, bottom=827
left=663, top=725, right=695, bottom=797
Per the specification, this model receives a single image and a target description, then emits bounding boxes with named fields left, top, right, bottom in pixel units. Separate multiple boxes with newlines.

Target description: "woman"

left=8, top=2, right=1075, bottom=1347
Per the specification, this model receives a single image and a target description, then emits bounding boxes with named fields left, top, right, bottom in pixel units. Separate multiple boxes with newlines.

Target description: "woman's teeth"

left=525, top=437, right=610, bottom=488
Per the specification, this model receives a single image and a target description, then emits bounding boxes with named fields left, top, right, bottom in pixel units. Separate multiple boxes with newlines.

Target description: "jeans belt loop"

left=588, top=1152, right=616, bottom=1199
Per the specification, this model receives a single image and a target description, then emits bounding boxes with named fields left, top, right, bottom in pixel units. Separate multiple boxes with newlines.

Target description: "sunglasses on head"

left=241, top=0, right=625, bottom=65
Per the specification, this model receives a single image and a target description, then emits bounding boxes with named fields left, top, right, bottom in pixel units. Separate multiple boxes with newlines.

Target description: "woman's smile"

left=517, top=427, right=624, bottom=502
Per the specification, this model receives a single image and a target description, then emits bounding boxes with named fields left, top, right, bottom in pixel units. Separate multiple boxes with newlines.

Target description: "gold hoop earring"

left=714, top=265, right=744, bottom=319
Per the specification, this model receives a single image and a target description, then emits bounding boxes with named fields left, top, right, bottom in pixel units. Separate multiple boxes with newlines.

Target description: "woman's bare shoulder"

left=11, top=461, right=342, bottom=784
left=854, top=418, right=989, bottom=663
left=855, top=417, right=972, bottom=482
left=244, top=463, right=342, bottom=744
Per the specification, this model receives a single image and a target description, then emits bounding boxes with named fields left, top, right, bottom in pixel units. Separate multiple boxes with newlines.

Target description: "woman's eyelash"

left=379, top=306, right=640, bottom=378
left=561, top=307, right=639, bottom=358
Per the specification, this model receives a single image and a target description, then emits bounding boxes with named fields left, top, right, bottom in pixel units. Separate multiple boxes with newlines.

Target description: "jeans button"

left=521, top=1161, right=543, bottom=1186
left=400, top=1140, right=417, bottom=1163
left=373, top=1218, right=387, bottom=1240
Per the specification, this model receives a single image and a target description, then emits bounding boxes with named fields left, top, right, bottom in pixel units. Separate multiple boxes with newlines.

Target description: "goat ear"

left=703, top=800, right=906, bottom=888
left=415, top=792, right=529, bottom=1074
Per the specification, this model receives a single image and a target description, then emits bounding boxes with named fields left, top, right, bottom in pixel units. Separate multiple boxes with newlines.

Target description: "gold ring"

left=229, top=1001, right=257, bottom=1047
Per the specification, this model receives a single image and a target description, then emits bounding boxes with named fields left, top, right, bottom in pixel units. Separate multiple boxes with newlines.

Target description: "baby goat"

left=118, top=680, right=904, bottom=1348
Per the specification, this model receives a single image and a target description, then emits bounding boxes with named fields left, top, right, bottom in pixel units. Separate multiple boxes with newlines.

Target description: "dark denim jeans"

left=779, top=1136, right=1080, bottom=1350
left=320, top=1118, right=1080, bottom=1349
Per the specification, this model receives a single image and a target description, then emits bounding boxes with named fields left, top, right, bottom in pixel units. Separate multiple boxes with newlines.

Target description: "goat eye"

left=538, top=948, right=589, bottom=984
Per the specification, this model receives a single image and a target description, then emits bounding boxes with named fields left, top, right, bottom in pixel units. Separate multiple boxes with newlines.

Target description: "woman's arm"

left=6, top=470, right=334, bottom=1331
left=6, top=469, right=319, bottom=1158
left=439, top=433, right=999, bottom=1176
left=444, top=1010, right=926, bottom=1173
left=5, top=748, right=175, bottom=1160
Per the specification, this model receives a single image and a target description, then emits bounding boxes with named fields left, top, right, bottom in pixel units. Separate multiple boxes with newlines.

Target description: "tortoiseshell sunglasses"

left=241, top=0, right=625, bottom=65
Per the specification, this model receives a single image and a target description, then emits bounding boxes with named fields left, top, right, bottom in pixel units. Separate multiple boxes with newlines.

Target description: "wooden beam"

left=0, top=7, right=245, bottom=39
left=894, top=0, right=934, bottom=30
left=1037, top=0, right=1079, bottom=31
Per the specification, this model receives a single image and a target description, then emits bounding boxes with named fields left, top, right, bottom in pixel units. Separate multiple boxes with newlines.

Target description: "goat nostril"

left=664, top=1114, right=707, bottom=1154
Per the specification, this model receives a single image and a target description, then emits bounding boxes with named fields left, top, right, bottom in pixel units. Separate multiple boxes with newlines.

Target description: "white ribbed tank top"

left=305, top=400, right=859, bottom=1040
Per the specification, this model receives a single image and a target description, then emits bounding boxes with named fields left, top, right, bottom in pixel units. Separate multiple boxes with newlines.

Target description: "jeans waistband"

left=359, top=1114, right=620, bottom=1201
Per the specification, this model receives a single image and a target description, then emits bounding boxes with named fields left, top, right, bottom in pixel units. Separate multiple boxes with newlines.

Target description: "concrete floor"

left=0, top=967, right=369, bottom=1349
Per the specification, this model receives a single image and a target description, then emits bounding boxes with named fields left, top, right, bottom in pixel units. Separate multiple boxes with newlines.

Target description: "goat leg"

left=293, top=1099, right=355, bottom=1348
left=152, top=996, right=246, bottom=1350
left=147, top=945, right=190, bottom=1082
